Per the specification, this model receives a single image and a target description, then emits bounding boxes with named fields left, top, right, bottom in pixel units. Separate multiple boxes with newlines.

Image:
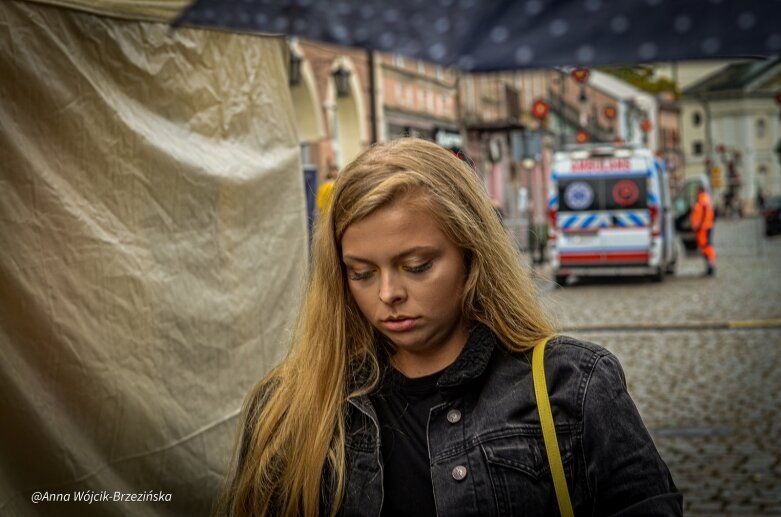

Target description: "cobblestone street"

left=540, top=217, right=781, bottom=516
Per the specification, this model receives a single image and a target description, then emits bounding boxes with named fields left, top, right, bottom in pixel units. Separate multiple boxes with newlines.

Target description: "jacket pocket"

left=481, top=432, right=574, bottom=516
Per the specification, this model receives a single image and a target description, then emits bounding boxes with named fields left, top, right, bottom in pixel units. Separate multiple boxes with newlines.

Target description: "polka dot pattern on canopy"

left=177, top=0, right=781, bottom=71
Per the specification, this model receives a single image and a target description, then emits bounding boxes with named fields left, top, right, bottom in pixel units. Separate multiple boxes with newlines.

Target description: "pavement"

left=534, top=217, right=781, bottom=516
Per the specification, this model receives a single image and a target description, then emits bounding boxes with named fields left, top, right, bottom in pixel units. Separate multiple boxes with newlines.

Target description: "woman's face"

left=341, top=194, right=469, bottom=377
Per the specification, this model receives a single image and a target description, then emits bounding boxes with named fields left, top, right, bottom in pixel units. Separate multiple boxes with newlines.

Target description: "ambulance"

left=548, top=145, right=678, bottom=285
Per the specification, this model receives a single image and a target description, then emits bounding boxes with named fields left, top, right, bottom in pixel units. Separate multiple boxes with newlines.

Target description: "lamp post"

left=328, top=62, right=352, bottom=168
left=289, top=51, right=302, bottom=86
left=604, top=105, right=617, bottom=140
left=775, top=92, right=781, bottom=166
left=571, top=68, right=590, bottom=138
left=332, top=65, right=351, bottom=98
left=640, top=117, right=652, bottom=147
left=529, top=99, right=550, bottom=263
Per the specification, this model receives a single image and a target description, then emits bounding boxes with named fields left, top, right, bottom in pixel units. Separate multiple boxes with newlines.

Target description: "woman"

left=219, top=138, right=682, bottom=516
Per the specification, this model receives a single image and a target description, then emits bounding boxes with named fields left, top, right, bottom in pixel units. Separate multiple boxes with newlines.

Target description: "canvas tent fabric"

left=0, top=1, right=307, bottom=515
left=24, top=0, right=189, bottom=22
left=177, top=0, right=781, bottom=72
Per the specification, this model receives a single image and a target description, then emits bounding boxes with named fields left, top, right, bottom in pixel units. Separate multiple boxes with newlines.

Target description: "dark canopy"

left=177, top=0, right=781, bottom=71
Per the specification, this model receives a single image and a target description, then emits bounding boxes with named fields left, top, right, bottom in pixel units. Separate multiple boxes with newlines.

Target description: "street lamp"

left=333, top=65, right=351, bottom=98
left=289, top=51, right=302, bottom=86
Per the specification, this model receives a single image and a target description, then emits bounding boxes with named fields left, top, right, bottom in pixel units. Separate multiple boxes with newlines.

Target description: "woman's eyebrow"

left=342, top=255, right=372, bottom=265
left=343, top=246, right=438, bottom=264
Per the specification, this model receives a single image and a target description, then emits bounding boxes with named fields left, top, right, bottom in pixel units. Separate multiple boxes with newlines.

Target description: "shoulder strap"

left=533, top=338, right=574, bottom=517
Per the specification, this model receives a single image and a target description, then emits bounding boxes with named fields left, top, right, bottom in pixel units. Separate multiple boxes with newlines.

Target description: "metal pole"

left=367, top=49, right=377, bottom=144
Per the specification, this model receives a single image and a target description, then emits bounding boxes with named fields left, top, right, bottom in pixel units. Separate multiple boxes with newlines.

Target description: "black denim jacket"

left=339, top=325, right=682, bottom=516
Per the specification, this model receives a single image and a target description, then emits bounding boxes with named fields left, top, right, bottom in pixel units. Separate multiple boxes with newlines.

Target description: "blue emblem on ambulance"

left=564, top=182, right=594, bottom=210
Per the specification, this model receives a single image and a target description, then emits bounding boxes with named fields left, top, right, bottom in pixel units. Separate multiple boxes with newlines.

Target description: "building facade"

left=379, top=53, right=460, bottom=147
left=286, top=37, right=686, bottom=244
left=680, top=58, right=781, bottom=213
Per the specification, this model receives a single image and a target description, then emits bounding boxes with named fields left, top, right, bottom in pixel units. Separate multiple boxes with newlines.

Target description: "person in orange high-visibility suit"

left=690, top=186, right=716, bottom=276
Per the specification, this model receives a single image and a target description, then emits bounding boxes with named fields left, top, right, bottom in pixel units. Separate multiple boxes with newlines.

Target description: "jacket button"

left=451, top=465, right=468, bottom=481
left=446, top=409, right=462, bottom=424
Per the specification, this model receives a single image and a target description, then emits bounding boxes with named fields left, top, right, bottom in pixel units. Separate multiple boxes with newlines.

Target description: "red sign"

left=575, top=129, right=589, bottom=143
left=571, top=68, right=590, bottom=83
left=570, top=158, right=631, bottom=172
left=603, top=106, right=617, bottom=120
left=531, top=99, right=550, bottom=120
left=612, top=180, right=640, bottom=207
left=640, top=119, right=652, bottom=133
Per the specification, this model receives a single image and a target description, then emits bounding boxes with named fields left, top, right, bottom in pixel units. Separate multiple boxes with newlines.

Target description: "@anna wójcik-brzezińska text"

left=31, top=490, right=172, bottom=504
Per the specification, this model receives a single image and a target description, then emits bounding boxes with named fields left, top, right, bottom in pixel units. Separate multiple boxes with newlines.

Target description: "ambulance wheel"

left=651, top=266, right=664, bottom=283
left=555, top=274, right=568, bottom=286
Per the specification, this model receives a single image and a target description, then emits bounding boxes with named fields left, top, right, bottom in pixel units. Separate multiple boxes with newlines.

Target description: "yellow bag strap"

left=533, top=338, right=575, bottom=517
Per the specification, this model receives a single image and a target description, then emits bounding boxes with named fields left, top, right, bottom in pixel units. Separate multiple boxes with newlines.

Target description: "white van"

left=548, top=145, right=678, bottom=284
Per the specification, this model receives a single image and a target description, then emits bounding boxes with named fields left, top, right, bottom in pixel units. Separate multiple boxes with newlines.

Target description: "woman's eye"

left=403, top=261, right=433, bottom=274
left=349, top=270, right=374, bottom=281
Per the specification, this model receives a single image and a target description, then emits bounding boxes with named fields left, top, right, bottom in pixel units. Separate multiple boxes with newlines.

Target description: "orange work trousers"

left=696, top=228, right=716, bottom=265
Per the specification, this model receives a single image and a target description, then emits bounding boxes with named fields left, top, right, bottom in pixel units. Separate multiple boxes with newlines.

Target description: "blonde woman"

left=219, top=138, right=681, bottom=516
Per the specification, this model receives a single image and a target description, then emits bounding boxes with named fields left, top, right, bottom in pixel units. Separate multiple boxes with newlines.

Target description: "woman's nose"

left=378, top=271, right=406, bottom=305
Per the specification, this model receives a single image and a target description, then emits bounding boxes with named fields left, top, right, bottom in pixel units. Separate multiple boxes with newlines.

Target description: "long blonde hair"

left=218, top=138, right=555, bottom=516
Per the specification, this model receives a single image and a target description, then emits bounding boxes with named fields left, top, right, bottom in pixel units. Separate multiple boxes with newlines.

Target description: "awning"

left=176, top=0, right=781, bottom=71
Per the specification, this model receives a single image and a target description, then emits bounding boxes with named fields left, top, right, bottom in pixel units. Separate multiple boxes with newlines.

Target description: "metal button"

left=446, top=409, right=462, bottom=424
left=451, top=465, right=468, bottom=481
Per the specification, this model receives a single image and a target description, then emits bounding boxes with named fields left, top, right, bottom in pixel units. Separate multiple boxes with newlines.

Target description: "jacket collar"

left=348, top=323, right=496, bottom=415
left=436, top=322, right=496, bottom=392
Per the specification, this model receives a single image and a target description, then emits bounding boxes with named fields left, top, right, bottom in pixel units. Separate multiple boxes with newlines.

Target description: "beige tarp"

left=24, top=0, right=189, bottom=22
left=0, top=1, right=307, bottom=515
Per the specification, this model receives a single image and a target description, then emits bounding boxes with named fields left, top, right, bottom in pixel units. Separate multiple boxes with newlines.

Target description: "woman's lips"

left=381, top=317, right=419, bottom=332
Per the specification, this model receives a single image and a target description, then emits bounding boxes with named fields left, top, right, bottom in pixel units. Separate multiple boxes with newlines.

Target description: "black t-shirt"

left=370, top=366, right=444, bottom=517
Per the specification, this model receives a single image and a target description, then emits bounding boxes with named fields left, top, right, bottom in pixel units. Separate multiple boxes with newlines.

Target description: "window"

left=756, top=118, right=767, bottom=140
left=692, top=141, right=704, bottom=155
left=692, top=112, right=702, bottom=127
left=393, top=54, right=405, bottom=67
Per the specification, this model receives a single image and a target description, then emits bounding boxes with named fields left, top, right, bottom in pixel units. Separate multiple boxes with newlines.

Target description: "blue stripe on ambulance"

left=559, top=213, right=611, bottom=230
left=581, top=213, right=598, bottom=228
left=611, top=212, right=649, bottom=227
left=562, top=214, right=579, bottom=229
left=628, top=212, right=646, bottom=226
left=648, top=191, right=658, bottom=204
left=548, top=195, right=558, bottom=208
